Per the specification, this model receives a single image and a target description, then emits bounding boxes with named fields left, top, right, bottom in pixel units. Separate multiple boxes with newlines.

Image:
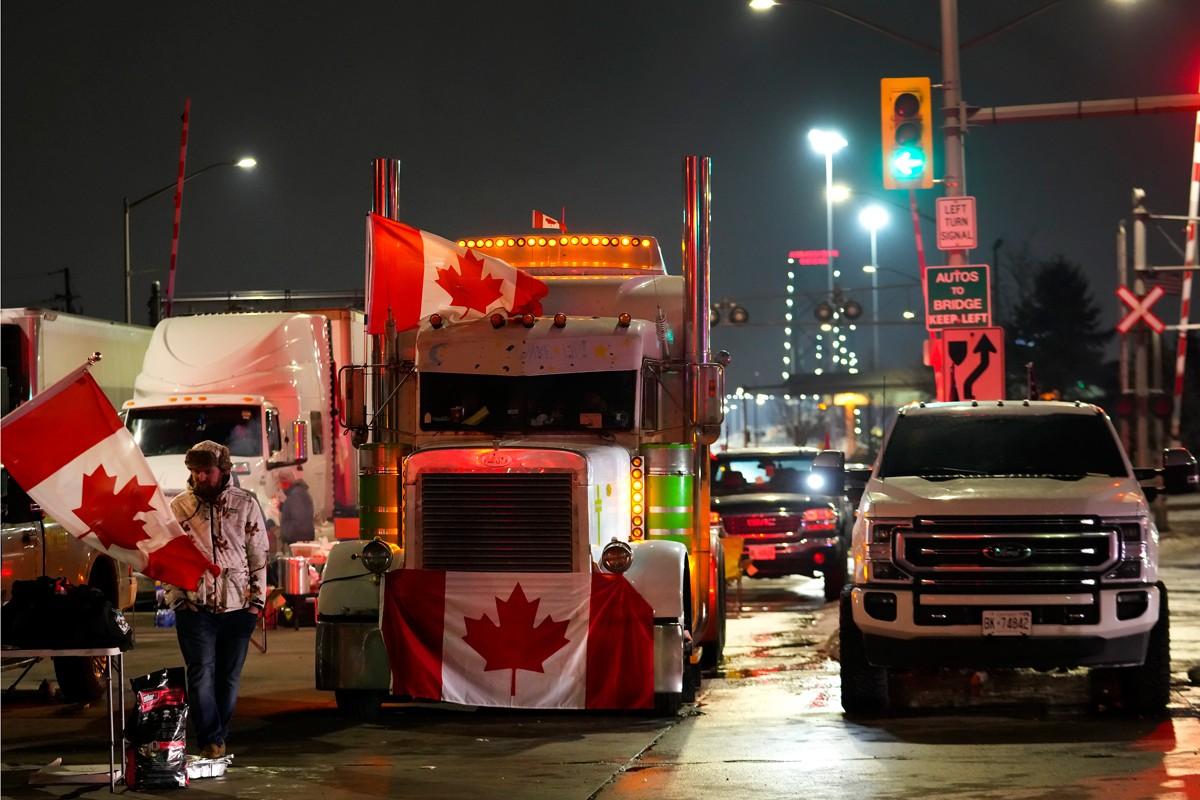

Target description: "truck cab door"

left=1, top=469, right=44, bottom=602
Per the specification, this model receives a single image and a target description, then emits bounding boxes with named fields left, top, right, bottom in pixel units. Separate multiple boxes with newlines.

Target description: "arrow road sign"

left=1116, top=285, right=1165, bottom=334
left=940, top=327, right=1005, bottom=402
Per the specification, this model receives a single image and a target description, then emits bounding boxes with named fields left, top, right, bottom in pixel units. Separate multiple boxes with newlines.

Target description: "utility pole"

left=1117, top=221, right=1130, bottom=454
left=49, top=268, right=79, bottom=314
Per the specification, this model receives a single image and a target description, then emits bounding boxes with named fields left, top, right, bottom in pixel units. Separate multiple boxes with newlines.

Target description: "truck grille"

left=419, top=472, right=574, bottom=572
left=894, top=517, right=1120, bottom=591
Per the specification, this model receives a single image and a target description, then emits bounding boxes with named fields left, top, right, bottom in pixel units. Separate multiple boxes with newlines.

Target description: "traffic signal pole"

left=939, top=0, right=967, bottom=269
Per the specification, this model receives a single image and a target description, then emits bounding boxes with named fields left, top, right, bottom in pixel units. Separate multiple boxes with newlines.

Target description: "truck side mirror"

left=1163, top=447, right=1199, bottom=495
left=291, top=419, right=309, bottom=463
left=267, top=419, right=309, bottom=470
left=810, top=450, right=846, bottom=495
left=691, top=363, right=725, bottom=445
left=341, top=365, right=367, bottom=431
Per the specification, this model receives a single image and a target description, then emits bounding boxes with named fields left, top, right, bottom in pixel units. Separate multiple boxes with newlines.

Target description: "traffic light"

left=881, top=77, right=934, bottom=190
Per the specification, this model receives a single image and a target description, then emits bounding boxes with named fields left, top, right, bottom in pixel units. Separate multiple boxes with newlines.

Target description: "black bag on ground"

left=125, top=667, right=189, bottom=790
left=0, top=576, right=133, bottom=651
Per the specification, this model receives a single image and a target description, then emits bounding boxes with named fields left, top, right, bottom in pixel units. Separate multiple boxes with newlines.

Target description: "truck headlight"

left=601, top=539, right=634, bottom=574
left=360, top=539, right=394, bottom=575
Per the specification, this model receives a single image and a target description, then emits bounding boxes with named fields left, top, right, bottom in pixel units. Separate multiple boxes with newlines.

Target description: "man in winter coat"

left=165, top=440, right=268, bottom=759
left=279, top=474, right=316, bottom=550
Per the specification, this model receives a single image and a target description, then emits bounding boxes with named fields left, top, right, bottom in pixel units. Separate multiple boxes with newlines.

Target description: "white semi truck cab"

left=122, top=393, right=300, bottom=508
left=822, top=400, right=1198, bottom=715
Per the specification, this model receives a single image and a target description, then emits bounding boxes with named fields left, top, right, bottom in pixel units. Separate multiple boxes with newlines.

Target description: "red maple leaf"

left=435, top=250, right=504, bottom=314
left=462, top=583, right=571, bottom=697
left=72, top=466, right=156, bottom=551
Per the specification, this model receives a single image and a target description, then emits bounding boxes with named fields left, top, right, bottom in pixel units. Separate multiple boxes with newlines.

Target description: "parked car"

left=711, top=447, right=853, bottom=600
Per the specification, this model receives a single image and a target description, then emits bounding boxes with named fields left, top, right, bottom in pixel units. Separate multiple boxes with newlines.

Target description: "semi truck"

left=316, top=156, right=727, bottom=716
left=122, top=310, right=365, bottom=536
left=1, top=308, right=152, bottom=701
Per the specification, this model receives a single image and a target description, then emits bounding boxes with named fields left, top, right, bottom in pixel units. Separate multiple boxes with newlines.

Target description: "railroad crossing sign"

left=940, top=327, right=1005, bottom=402
left=1115, top=285, right=1165, bottom=334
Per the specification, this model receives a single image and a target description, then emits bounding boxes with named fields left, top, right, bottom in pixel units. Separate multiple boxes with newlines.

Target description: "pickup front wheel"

left=838, top=592, right=889, bottom=715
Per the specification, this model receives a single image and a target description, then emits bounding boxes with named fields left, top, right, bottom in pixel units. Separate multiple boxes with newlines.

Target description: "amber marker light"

left=490, top=312, right=506, bottom=329
left=429, top=313, right=444, bottom=329
left=617, top=312, right=632, bottom=327
left=521, top=313, right=536, bottom=328
left=553, top=313, right=568, bottom=328
left=621, top=236, right=631, bottom=246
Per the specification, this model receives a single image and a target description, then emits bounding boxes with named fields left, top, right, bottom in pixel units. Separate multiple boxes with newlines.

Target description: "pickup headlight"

left=863, top=519, right=911, bottom=583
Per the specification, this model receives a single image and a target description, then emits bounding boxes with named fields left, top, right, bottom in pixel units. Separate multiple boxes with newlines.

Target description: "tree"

left=1002, top=254, right=1113, bottom=400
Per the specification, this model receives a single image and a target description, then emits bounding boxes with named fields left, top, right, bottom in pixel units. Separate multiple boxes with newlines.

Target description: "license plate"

left=748, top=545, right=776, bottom=561
left=981, top=610, right=1032, bottom=636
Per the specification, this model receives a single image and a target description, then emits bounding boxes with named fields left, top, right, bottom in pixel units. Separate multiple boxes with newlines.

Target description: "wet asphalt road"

left=3, top=500, right=1199, bottom=799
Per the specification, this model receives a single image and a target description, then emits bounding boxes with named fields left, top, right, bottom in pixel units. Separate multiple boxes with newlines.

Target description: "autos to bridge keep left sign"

left=925, top=265, right=992, bottom=329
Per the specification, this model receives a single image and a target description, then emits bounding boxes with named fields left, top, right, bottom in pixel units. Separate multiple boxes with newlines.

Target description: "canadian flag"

left=382, top=570, right=655, bottom=709
left=0, top=367, right=218, bottom=590
left=366, top=214, right=549, bottom=335
left=531, top=209, right=563, bottom=231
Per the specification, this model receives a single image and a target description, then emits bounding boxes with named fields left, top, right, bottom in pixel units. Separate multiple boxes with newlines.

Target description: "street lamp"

left=858, top=204, right=889, bottom=372
left=123, top=157, right=257, bottom=323
left=827, top=183, right=852, bottom=204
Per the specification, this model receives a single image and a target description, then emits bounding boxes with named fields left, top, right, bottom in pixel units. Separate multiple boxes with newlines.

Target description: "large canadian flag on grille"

left=366, top=214, right=549, bottom=335
left=0, top=367, right=218, bottom=590
left=382, top=570, right=654, bottom=709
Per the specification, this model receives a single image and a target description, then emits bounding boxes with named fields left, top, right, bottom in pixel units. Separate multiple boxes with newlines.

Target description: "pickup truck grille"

left=893, top=517, right=1120, bottom=590
left=419, top=472, right=574, bottom=572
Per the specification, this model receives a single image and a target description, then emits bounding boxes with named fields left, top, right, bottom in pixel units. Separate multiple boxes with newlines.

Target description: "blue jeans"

left=175, top=608, right=257, bottom=748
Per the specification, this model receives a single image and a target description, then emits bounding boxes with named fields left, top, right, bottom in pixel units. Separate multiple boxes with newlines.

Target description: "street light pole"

left=808, top=129, right=847, bottom=369
left=824, top=152, right=835, bottom=297
left=858, top=204, right=889, bottom=374
left=123, top=157, right=256, bottom=324
left=869, top=227, right=879, bottom=371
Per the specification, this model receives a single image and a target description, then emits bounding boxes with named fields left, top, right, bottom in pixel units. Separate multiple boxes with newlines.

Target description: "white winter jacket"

left=166, top=480, right=269, bottom=613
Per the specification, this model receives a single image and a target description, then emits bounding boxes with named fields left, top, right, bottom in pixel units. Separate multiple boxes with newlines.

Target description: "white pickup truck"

left=815, top=400, right=1198, bottom=715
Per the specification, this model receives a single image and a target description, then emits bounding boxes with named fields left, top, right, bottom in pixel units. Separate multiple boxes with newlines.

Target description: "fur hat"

left=184, top=440, right=233, bottom=472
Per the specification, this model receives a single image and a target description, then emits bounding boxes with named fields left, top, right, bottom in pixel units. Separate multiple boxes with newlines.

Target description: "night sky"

left=4, top=1, right=1197, bottom=390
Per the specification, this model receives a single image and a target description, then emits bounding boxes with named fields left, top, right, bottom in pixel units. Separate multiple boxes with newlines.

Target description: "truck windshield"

left=421, top=371, right=637, bottom=432
left=713, top=454, right=816, bottom=495
left=878, top=413, right=1129, bottom=479
left=125, top=406, right=264, bottom=458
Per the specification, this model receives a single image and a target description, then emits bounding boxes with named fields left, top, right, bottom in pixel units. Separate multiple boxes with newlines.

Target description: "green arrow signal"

left=891, top=145, right=926, bottom=179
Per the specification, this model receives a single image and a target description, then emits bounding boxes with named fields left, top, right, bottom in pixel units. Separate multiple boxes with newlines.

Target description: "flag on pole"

left=366, top=214, right=549, bottom=335
left=531, top=209, right=563, bottom=232
left=382, top=570, right=655, bottom=709
left=1, top=367, right=219, bottom=590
